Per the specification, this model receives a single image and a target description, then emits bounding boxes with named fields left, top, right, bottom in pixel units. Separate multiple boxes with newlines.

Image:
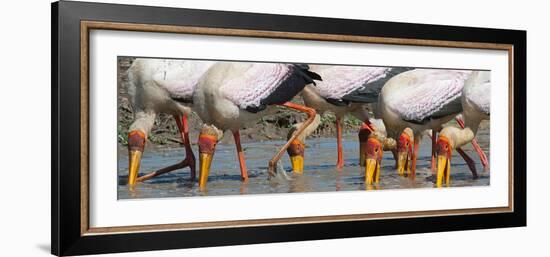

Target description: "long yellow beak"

left=436, top=155, right=451, bottom=187
left=290, top=155, right=304, bottom=174
left=365, top=158, right=378, bottom=185
left=128, top=150, right=142, bottom=186
left=359, top=142, right=367, bottom=167
left=199, top=153, right=213, bottom=188
left=396, top=152, right=408, bottom=176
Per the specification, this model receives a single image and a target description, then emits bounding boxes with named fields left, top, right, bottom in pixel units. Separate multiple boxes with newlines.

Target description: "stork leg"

left=456, top=147, right=478, bottom=179
left=456, top=117, right=489, bottom=171
left=268, top=102, right=316, bottom=177
left=391, top=148, right=398, bottom=169
left=431, top=129, right=439, bottom=173
left=410, top=134, right=421, bottom=179
left=336, top=116, right=344, bottom=170
left=137, top=115, right=196, bottom=183
left=233, top=130, right=249, bottom=181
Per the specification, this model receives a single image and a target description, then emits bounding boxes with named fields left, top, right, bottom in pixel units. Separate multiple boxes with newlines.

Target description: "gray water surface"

left=118, top=127, right=490, bottom=199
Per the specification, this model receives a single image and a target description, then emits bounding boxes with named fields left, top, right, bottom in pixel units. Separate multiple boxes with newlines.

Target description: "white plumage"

left=382, top=69, right=471, bottom=125
left=286, top=65, right=406, bottom=171
left=309, top=65, right=391, bottom=100
left=220, top=63, right=292, bottom=110
left=125, top=58, right=216, bottom=185
left=377, top=69, right=472, bottom=177
left=436, top=70, right=491, bottom=186
left=462, top=71, right=491, bottom=119
left=128, top=58, right=215, bottom=111
left=194, top=61, right=319, bottom=187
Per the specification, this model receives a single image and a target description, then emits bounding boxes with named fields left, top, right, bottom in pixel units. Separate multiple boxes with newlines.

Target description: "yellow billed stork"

left=436, top=71, right=490, bottom=187
left=192, top=62, right=321, bottom=188
left=125, top=58, right=215, bottom=186
left=285, top=65, right=411, bottom=173
left=374, top=69, right=480, bottom=180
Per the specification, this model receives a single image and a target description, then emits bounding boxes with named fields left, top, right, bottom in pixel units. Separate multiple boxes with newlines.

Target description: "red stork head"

left=358, top=122, right=376, bottom=167
left=198, top=125, right=223, bottom=189
left=364, top=136, right=383, bottom=185
left=127, top=130, right=147, bottom=186
left=435, top=134, right=453, bottom=188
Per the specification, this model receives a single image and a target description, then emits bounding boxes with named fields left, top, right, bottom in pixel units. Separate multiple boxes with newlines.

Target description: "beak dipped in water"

left=436, top=136, right=453, bottom=187
left=364, top=137, right=383, bottom=186
left=128, top=150, right=142, bottom=186
left=397, top=132, right=412, bottom=176
left=287, top=139, right=305, bottom=173
left=396, top=151, right=409, bottom=176
left=436, top=155, right=451, bottom=187
left=199, top=152, right=214, bottom=188
left=127, top=130, right=146, bottom=186
left=198, top=130, right=219, bottom=189
left=365, top=158, right=378, bottom=185
left=358, top=124, right=373, bottom=167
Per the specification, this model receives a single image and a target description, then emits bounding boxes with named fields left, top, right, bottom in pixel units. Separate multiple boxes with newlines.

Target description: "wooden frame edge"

left=79, top=20, right=515, bottom=236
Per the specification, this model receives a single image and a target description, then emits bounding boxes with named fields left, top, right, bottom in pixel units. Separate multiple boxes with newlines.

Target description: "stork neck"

left=288, top=114, right=321, bottom=141
left=453, top=126, right=475, bottom=149
left=129, top=110, right=156, bottom=135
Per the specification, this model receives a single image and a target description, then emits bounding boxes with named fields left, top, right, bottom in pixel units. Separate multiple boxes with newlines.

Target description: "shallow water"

left=118, top=124, right=490, bottom=199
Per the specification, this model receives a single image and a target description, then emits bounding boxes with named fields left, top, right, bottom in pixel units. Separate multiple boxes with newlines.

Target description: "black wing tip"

left=171, top=97, right=193, bottom=104
left=325, top=98, right=350, bottom=107
left=292, top=64, right=323, bottom=85
left=245, top=104, right=267, bottom=113
left=403, top=118, right=429, bottom=125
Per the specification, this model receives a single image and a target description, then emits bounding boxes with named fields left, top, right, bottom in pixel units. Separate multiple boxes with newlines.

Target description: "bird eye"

left=375, top=148, right=379, bottom=153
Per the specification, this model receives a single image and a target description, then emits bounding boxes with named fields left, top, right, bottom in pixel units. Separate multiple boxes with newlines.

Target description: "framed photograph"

left=52, top=1, right=526, bottom=256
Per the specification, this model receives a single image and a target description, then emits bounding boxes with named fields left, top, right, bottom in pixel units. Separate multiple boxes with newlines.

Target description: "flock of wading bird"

left=124, top=58, right=490, bottom=190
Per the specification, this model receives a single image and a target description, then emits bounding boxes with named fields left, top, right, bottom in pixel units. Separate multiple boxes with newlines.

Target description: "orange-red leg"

left=410, top=135, right=421, bottom=179
left=268, top=102, right=316, bottom=177
left=233, top=130, right=249, bottom=181
left=336, top=117, right=344, bottom=169
left=456, top=147, right=478, bottom=179
left=456, top=117, right=489, bottom=171
left=137, top=115, right=196, bottom=182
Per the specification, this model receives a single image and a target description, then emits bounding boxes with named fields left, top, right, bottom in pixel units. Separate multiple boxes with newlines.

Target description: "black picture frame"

left=52, top=1, right=526, bottom=256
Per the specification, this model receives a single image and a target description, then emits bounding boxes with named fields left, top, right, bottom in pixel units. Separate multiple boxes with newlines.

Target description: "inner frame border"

left=79, top=20, right=514, bottom=236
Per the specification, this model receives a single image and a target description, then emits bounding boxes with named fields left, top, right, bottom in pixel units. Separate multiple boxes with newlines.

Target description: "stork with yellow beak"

left=192, top=62, right=321, bottom=188
left=125, top=58, right=215, bottom=187
left=363, top=126, right=397, bottom=186
left=286, top=65, right=411, bottom=172
left=287, top=116, right=396, bottom=186
left=375, top=69, right=476, bottom=179
left=436, top=71, right=490, bottom=187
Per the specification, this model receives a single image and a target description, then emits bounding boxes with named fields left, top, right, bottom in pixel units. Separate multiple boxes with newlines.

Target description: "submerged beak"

left=128, top=150, right=142, bottom=186
left=396, top=151, right=409, bottom=176
left=198, top=131, right=219, bottom=189
left=365, top=158, right=379, bottom=185
left=127, top=130, right=146, bottom=187
left=436, top=155, right=451, bottom=188
left=287, top=139, right=305, bottom=174
left=290, top=155, right=304, bottom=174
left=358, top=124, right=373, bottom=167
left=199, top=153, right=214, bottom=188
